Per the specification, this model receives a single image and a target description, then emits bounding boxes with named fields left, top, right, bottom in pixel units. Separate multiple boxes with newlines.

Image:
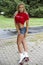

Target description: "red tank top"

left=15, top=12, right=29, bottom=25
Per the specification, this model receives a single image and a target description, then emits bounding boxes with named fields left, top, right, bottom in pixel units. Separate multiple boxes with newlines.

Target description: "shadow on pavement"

left=0, top=26, right=43, bottom=38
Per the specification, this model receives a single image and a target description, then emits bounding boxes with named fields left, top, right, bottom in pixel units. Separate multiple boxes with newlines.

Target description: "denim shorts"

left=19, top=27, right=26, bottom=34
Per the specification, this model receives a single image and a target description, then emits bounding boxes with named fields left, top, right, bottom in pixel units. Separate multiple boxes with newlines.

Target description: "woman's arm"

left=24, top=12, right=29, bottom=37
left=24, top=19, right=29, bottom=37
left=14, top=11, right=20, bottom=33
left=14, top=22, right=20, bottom=32
left=25, top=12, right=29, bottom=33
left=26, top=20, right=29, bottom=33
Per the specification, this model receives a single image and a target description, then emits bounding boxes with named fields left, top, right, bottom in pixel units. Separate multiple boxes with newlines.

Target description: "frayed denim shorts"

left=19, top=27, right=26, bottom=34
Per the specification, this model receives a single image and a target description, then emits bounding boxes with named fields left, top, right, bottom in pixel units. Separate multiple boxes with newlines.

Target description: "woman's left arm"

left=24, top=20, right=29, bottom=37
left=24, top=12, right=29, bottom=37
left=26, top=20, right=29, bottom=33
left=25, top=12, right=29, bottom=33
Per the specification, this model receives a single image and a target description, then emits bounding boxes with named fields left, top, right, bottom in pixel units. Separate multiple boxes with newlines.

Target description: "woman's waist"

left=18, top=23, right=24, bottom=28
left=19, top=26, right=26, bottom=30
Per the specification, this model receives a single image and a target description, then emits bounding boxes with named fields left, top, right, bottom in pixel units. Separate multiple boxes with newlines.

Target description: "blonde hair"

left=16, top=2, right=26, bottom=13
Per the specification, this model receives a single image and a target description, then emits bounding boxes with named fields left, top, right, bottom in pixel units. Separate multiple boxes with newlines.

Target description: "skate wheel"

left=24, top=57, right=29, bottom=62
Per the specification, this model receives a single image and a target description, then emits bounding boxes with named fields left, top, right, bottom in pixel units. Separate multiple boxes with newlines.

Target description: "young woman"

left=14, top=2, right=29, bottom=65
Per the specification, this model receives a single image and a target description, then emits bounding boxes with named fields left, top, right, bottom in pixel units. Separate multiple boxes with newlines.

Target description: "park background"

left=0, top=0, right=43, bottom=65
left=0, top=0, right=43, bottom=29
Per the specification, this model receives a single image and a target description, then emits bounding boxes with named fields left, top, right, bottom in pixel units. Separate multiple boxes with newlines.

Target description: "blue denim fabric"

left=19, top=27, right=26, bottom=34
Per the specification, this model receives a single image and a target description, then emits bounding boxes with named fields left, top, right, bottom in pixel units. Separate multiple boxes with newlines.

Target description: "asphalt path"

left=0, top=26, right=43, bottom=38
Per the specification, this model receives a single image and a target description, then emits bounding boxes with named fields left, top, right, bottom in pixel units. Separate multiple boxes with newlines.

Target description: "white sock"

left=23, top=51, right=29, bottom=57
left=19, top=52, right=25, bottom=63
left=19, top=53, right=23, bottom=58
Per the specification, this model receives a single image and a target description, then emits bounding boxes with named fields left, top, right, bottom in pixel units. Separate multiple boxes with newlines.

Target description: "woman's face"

left=19, top=5, right=25, bottom=12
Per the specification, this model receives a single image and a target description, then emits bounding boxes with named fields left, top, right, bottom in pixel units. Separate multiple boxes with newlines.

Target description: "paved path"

left=0, top=32, right=43, bottom=65
left=0, top=26, right=43, bottom=38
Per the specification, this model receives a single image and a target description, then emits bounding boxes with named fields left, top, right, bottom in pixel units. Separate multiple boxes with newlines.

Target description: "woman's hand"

left=18, top=30, right=20, bottom=35
left=24, top=31, right=28, bottom=37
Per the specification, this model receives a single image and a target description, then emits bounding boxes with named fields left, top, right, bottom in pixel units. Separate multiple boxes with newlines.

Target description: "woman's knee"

left=17, top=34, right=24, bottom=44
left=17, top=35, right=22, bottom=44
left=22, top=36, right=26, bottom=44
left=22, top=38, right=24, bottom=44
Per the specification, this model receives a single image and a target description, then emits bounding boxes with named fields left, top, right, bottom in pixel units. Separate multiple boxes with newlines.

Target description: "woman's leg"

left=17, top=34, right=26, bottom=64
left=22, top=36, right=28, bottom=52
left=22, top=35, right=29, bottom=62
left=17, top=34, right=24, bottom=53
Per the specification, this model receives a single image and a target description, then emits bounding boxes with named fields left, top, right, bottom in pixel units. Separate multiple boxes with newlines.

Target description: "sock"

left=19, top=52, right=25, bottom=59
left=19, top=53, right=23, bottom=58
left=19, top=52, right=25, bottom=63
left=23, top=51, right=29, bottom=57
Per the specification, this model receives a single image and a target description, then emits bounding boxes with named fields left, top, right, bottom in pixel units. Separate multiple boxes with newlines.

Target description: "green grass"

left=29, top=18, right=43, bottom=27
left=0, top=15, right=15, bottom=29
left=0, top=15, right=43, bottom=29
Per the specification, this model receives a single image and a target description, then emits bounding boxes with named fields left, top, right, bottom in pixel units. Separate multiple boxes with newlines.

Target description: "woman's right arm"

left=14, top=11, right=20, bottom=34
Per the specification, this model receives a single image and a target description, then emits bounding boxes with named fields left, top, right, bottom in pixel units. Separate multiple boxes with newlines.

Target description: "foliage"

left=0, top=0, right=17, bottom=17
left=0, top=0, right=43, bottom=17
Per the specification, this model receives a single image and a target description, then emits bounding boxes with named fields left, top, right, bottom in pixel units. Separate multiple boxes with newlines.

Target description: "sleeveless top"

left=15, top=12, right=29, bottom=25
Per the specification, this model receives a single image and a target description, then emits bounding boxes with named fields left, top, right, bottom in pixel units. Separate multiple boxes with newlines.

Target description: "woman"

left=14, top=2, right=29, bottom=65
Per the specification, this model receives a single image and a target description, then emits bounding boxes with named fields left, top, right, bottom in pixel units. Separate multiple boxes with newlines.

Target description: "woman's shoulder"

left=24, top=11, right=29, bottom=18
left=24, top=11, right=28, bottom=15
left=24, top=11, right=29, bottom=20
left=14, top=11, right=18, bottom=17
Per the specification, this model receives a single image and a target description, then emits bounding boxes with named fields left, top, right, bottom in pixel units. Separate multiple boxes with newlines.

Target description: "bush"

left=0, top=0, right=17, bottom=17
left=0, top=0, right=43, bottom=17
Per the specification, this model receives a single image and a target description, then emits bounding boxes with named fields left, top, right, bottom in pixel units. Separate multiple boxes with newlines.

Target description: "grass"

left=0, top=15, right=15, bottom=29
left=0, top=15, right=43, bottom=29
left=29, top=18, right=43, bottom=27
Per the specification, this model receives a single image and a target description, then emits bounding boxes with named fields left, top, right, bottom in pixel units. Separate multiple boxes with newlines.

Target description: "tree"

left=0, top=0, right=17, bottom=17
left=20, top=0, right=43, bottom=17
left=0, top=0, right=43, bottom=17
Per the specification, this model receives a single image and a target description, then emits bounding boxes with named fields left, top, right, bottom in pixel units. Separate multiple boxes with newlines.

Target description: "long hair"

left=16, top=2, right=27, bottom=13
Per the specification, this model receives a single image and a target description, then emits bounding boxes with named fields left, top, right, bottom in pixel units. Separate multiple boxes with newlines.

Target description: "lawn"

left=0, top=15, right=43, bottom=29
